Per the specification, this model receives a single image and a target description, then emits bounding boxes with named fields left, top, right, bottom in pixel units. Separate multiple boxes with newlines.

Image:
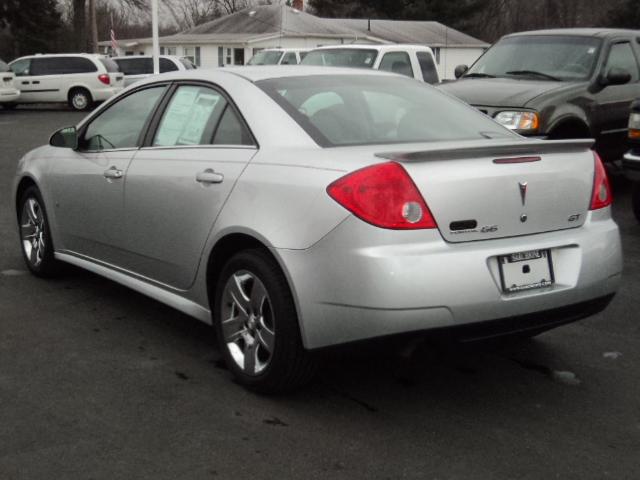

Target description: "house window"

left=183, top=46, right=201, bottom=67
left=432, top=47, right=441, bottom=65
left=226, top=48, right=232, bottom=65
left=166, top=46, right=177, bottom=56
left=218, top=46, right=224, bottom=67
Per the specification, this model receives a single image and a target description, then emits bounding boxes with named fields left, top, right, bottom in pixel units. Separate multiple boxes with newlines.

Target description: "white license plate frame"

left=498, top=249, right=554, bottom=293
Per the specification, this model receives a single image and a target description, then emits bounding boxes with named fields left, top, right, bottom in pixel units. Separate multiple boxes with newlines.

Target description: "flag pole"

left=151, top=0, right=160, bottom=74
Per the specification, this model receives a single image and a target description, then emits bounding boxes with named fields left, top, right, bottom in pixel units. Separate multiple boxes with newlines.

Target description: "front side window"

left=417, top=52, right=439, bottom=84
left=466, top=35, right=602, bottom=81
left=82, top=86, right=165, bottom=151
left=258, top=75, right=513, bottom=147
left=115, top=58, right=150, bottom=75
left=604, top=42, right=639, bottom=82
left=281, top=52, right=298, bottom=65
left=10, top=58, right=30, bottom=76
left=154, top=86, right=227, bottom=146
left=379, top=51, right=414, bottom=78
left=301, top=49, right=378, bottom=68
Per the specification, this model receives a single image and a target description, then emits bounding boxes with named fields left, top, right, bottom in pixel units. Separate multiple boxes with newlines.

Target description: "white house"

left=103, top=4, right=488, bottom=79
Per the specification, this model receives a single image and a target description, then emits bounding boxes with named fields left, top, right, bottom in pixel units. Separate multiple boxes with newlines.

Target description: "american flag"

left=110, top=28, right=119, bottom=55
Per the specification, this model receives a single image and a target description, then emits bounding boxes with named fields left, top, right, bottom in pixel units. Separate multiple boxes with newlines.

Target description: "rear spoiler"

left=376, top=139, right=595, bottom=162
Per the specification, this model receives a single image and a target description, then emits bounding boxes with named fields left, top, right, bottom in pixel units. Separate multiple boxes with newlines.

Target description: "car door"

left=594, top=39, right=640, bottom=159
left=10, top=57, right=36, bottom=102
left=122, top=83, right=258, bottom=290
left=23, top=57, right=65, bottom=103
left=48, top=85, right=168, bottom=265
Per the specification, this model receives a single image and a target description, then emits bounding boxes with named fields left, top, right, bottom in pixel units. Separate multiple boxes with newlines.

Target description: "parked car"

left=0, top=59, right=20, bottom=108
left=439, top=29, right=640, bottom=162
left=13, top=67, right=621, bottom=392
left=301, top=44, right=440, bottom=84
left=247, top=48, right=309, bottom=66
left=9, top=53, right=124, bottom=111
left=112, top=55, right=196, bottom=87
left=623, top=99, right=640, bottom=221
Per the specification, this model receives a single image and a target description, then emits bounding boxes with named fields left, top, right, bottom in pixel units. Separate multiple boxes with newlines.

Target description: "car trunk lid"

left=377, top=139, right=595, bottom=242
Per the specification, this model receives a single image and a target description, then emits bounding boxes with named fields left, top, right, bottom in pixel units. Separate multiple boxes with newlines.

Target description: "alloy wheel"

left=220, top=270, right=275, bottom=376
left=20, top=197, right=46, bottom=268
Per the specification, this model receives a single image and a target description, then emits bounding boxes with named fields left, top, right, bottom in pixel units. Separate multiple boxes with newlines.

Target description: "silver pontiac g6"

left=13, top=67, right=622, bottom=392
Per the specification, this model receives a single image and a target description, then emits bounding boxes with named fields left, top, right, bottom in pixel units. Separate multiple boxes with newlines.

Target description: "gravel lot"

left=1, top=106, right=639, bottom=480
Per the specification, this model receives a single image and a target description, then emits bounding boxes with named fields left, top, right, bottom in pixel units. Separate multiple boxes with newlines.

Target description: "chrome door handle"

left=103, top=166, right=123, bottom=179
left=196, top=169, right=224, bottom=185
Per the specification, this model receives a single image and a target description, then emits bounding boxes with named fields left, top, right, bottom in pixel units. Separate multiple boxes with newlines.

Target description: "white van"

left=247, top=48, right=309, bottom=66
left=9, top=54, right=124, bottom=110
left=112, top=55, right=197, bottom=87
left=301, top=45, right=441, bottom=84
left=0, top=59, right=20, bottom=108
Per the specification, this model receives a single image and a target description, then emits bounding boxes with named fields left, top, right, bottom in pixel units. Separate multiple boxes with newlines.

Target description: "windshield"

left=467, top=35, right=602, bottom=81
left=301, top=49, right=378, bottom=69
left=0, top=60, right=9, bottom=72
left=248, top=51, right=284, bottom=65
left=257, top=75, right=513, bottom=147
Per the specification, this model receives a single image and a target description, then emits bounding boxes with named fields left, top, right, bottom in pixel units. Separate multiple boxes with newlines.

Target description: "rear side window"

left=605, top=42, right=639, bottom=82
left=31, top=57, right=97, bottom=75
left=82, top=86, right=165, bottom=151
left=416, top=52, right=439, bottom=84
left=115, top=58, right=151, bottom=75
left=99, top=57, right=120, bottom=73
left=154, top=86, right=227, bottom=146
left=213, top=106, right=254, bottom=145
left=379, top=52, right=414, bottom=78
left=160, top=58, right=178, bottom=73
left=0, top=60, right=9, bottom=72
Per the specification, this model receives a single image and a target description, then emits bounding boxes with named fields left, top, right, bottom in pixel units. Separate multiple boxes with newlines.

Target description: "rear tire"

left=213, top=249, right=316, bottom=393
left=17, top=186, right=63, bottom=277
left=68, top=88, right=92, bottom=111
left=633, top=183, right=640, bottom=223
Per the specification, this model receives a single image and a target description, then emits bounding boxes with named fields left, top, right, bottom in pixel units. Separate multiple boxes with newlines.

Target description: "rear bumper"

left=623, top=151, right=640, bottom=182
left=91, top=87, right=123, bottom=101
left=0, top=89, right=20, bottom=103
left=278, top=210, right=622, bottom=349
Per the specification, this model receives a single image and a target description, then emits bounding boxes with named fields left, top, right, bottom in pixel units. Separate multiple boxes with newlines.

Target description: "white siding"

left=438, top=47, right=485, bottom=80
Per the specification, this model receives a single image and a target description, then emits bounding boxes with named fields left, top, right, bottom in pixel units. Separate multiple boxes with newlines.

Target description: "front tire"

left=68, top=88, right=92, bottom=111
left=633, top=183, right=640, bottom=223
left=1, top=103, right=18, bottom=110
left=18, top=186, right=62, bottom=277
left=213, top=249, right=316, bottom=393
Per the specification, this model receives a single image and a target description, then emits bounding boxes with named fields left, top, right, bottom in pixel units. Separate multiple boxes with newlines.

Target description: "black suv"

left=439, top=29, right=640, bottom=162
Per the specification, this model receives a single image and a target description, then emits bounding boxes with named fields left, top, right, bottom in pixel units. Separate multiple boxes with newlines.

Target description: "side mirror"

left=50, top=126, right=78, bottom=150
left=600, top=67, right=632, bottom=87
left=454, top=64, right=469, bottom=79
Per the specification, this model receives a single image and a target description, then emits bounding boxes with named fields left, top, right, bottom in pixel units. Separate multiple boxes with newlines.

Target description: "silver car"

left=13, top=67, right=622, bottom=392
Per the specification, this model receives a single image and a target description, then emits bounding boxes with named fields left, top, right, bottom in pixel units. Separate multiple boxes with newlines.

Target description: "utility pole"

left=151, top=0, right=160, bottom=74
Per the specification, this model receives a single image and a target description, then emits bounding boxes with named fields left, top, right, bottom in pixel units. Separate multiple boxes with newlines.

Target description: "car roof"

left=505, top=28, right=640, bottom=39
left=260, top=48, right=309, bottom=53
left=132, top=65, right=399, bottom=87
left=310, top=44, right=433, bottom=52
left=111, top=55, right=184, bottom=61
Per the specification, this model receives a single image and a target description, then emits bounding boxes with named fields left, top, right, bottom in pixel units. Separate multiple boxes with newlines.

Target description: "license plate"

left=498, top=249, right=554, bottom=293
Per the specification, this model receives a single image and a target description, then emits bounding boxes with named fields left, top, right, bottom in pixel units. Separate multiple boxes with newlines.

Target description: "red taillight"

left=589, top=152, right=613, bottom=210
left=327, top=162, right=437, bottom=229
left=98, top=74, right=110, bottom=85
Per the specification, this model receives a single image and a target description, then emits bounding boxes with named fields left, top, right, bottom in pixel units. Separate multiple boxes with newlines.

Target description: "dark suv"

left=439, top=29, right=640, bottom=162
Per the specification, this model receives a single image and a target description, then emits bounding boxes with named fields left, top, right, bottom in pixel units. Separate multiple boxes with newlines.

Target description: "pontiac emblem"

left=519, top=181, right=528, bottom=206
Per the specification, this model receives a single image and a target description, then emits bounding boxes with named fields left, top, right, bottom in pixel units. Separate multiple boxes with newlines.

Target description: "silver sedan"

left=13, top=67, right=622, bottom=392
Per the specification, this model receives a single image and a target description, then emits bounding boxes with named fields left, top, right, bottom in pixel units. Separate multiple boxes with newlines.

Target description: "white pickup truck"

left=301, top=44, right=441, bottom=84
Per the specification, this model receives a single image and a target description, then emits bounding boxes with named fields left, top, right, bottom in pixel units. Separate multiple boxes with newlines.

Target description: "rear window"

left=0, top=60, right=9, bottom=72
left=257, top=75, right=513, bottom=147
left=100, top=57, right=121, bottom=73
left=301, top=49, right=378, bottom=68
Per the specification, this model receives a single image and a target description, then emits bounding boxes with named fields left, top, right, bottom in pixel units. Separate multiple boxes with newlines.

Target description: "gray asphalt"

left=0, top=107, right=639, bottom=480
